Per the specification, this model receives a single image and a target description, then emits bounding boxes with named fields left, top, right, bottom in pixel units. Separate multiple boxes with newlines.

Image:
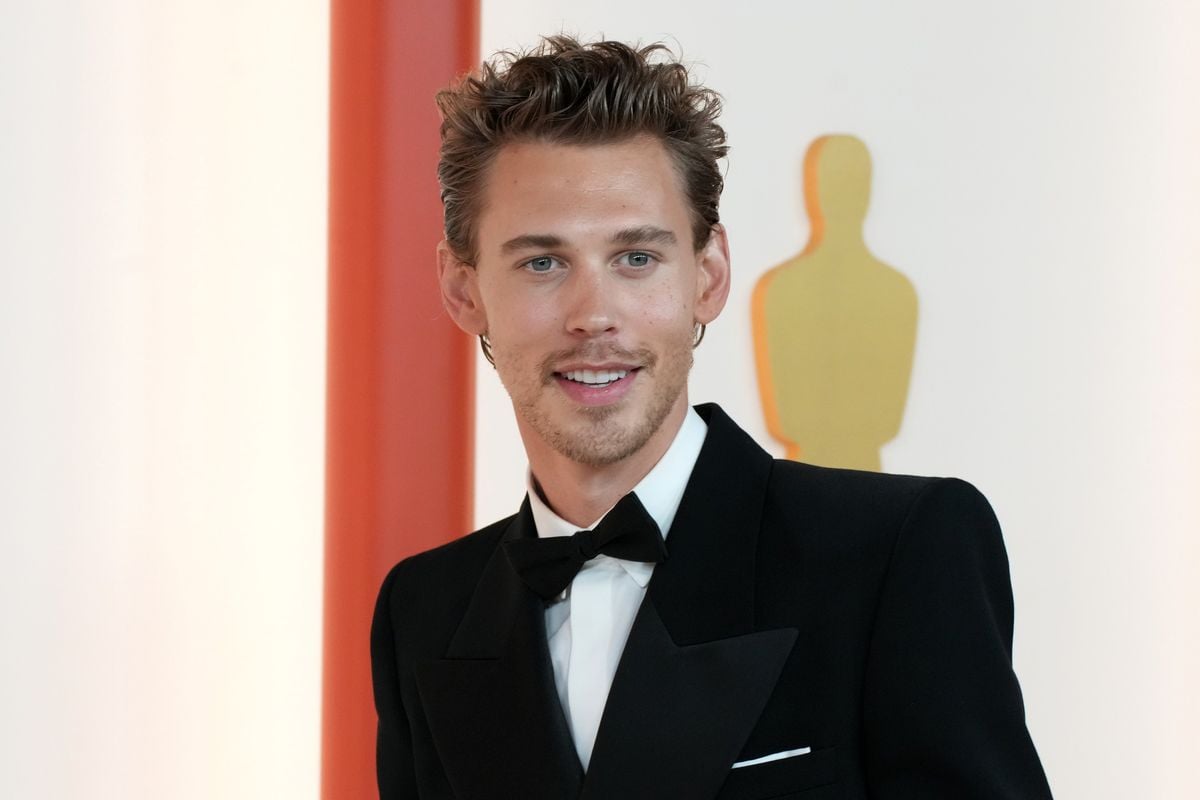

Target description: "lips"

left=560, top=368, right=629, bottom=387
left=552, top=366, right=640, bottom=406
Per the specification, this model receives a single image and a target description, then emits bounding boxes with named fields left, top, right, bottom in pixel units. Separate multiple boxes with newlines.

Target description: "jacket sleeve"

left=862, top=478, right=1053, bottom=798
left=371, top=563, right=419, bottom=799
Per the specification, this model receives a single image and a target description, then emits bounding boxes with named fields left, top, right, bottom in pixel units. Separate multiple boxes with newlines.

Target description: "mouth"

left=551, top=366, right=642, bottom=406
left=558, top=367, right=634, bottom=388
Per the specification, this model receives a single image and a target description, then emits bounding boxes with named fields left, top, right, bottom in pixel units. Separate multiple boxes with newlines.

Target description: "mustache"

left=538, top=345, right=658, bottom=381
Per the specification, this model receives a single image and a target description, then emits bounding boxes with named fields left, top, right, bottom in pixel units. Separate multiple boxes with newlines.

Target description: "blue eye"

left=524, top=256, right=559, bottom=273
left=619, top=251, right=655, bottom=269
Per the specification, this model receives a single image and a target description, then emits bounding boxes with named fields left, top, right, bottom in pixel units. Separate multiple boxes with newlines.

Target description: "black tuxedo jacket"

left=372, top=404, right=1052, bottom=799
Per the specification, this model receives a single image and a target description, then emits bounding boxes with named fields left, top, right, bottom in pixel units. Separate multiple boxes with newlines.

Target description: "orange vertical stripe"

left=323, top=1, right=478, bottom=797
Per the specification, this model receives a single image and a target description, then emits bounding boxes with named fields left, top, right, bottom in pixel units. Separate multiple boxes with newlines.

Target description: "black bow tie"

left=504, top=492, right=668, bottom=601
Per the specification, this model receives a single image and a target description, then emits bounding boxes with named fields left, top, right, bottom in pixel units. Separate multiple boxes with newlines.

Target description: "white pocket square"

left=731, top=746, right=812, bottom=769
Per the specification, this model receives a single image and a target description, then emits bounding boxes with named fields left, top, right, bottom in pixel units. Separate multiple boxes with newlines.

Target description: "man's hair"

left=436, top=35, right=728, bottom=264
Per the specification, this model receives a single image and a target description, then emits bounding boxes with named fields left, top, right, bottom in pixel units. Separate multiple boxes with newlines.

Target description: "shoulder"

left=697, top=403, right=1003, bottom=567
left=374, top=515, right=514, bottom=632
left=388, top=515, right=512, bottom=583
left=760, top=460, right=1005, bottom=581
left=765, top=459, right=942, bottom=514
left=763, top=459, right=988, bottom=539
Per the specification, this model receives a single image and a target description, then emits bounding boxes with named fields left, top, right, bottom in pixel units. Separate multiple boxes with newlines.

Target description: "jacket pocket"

left=717, top=746, right=836, bottom=799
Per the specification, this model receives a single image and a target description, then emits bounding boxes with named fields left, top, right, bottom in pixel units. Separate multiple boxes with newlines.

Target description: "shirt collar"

left=526, top=407, right=708, bottom=588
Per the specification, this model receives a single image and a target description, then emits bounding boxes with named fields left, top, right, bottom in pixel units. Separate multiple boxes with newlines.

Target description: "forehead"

left=474, top=136, right=691, bottom=257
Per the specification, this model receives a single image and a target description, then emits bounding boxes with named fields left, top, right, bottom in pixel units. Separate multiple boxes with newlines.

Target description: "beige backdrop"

left=1, top=3, right=327, bottom=798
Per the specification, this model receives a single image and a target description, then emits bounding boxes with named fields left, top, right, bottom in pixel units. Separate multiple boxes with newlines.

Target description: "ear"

left=438, top=240, right=488, bottom=336
left=693, top=224, right=731, bottom=325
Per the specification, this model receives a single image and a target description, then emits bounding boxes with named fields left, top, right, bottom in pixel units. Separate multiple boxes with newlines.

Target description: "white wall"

left=476, top=2, right=1200, bottom=797
left=0, top=3, right=327, bottom=798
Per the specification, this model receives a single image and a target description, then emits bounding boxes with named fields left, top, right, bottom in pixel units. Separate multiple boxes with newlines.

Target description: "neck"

left=525, top=398, right=689, bottom=527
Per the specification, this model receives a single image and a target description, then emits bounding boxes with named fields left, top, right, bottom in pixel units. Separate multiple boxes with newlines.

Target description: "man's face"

left=441, top=135, right=729, bottom=468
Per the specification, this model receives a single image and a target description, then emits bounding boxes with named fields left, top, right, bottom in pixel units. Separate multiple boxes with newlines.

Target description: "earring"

left=479, top=333, right=495, bottom=367
left=693, top=323, right=707, bottom=348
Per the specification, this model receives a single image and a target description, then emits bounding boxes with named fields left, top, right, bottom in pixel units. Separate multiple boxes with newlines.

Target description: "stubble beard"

left=497, top=335, right=695, bottom=468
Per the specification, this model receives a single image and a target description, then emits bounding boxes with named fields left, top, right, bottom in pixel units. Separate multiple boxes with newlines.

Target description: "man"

left=372, top=36, right=1052, bottom=799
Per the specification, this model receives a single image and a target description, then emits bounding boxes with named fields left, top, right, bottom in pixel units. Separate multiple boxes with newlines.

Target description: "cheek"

left=484, top=288, right=560, bottom=342
left=636, top=282, right=694, bottom=331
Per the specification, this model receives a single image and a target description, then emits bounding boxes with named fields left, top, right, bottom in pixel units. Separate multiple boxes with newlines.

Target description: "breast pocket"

left=717, top=746, right=837, bottom=800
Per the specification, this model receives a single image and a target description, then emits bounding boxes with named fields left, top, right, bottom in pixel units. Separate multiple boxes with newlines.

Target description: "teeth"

left=564, top=369, right=629, bottom=385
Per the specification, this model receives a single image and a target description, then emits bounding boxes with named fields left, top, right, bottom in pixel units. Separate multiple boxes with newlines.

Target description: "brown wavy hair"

left=436, top=36, right=728, bottom=265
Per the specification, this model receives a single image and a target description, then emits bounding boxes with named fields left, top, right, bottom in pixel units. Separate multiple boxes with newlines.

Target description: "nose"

left=564, top=264, right=619, bottom=338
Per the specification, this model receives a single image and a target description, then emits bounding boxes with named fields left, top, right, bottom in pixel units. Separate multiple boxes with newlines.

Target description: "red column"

left=323, top=1, right=478, bottom=797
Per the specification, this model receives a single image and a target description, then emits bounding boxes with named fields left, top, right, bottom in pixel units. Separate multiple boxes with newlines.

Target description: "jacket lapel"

left=414, top=500, right=583, bottom=800
left=582, top=404, right=798, bottom=800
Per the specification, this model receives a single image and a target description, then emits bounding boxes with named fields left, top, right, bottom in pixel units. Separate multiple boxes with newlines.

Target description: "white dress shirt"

left=526, top=407, right=708, bottom=771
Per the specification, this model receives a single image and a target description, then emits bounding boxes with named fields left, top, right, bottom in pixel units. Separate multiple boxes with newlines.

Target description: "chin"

left=547, top=418, right=653, bottom=467
left=530, top=388, right=684, bottom=468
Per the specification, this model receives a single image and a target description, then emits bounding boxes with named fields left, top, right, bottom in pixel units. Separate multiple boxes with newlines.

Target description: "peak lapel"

left=583, top=404, right=798, bottom=800
left=582, top=602, right=796, bottom=800
left=414, top=501, right=583, bottom=800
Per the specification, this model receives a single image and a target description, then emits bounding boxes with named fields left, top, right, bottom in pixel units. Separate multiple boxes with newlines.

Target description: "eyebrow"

left=500, top=233, right=565, bottom=255
left=499, top=226, right=678, bottom=255
left=610, top=226, right=677, bottom=247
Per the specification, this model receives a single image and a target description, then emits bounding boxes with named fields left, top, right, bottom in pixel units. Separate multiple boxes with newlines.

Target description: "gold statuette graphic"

left=752, top=135, right=917, bottom=471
